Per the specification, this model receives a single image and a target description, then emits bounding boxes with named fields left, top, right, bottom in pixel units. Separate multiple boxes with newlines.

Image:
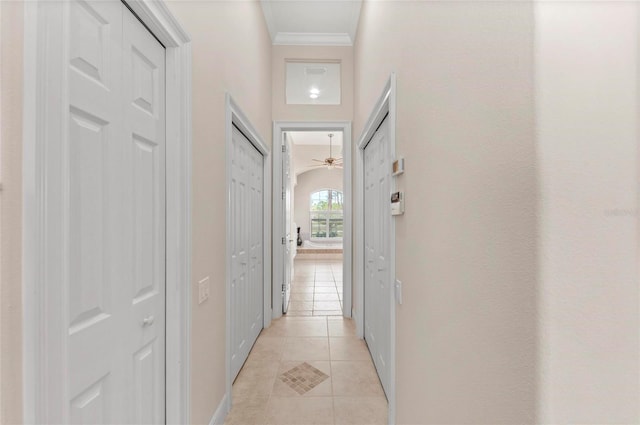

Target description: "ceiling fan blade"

left=311, top=159, right=325, bottom=163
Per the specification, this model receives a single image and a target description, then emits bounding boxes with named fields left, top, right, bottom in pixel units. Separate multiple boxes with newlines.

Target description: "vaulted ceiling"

left=288, top=131, right=344, bottom=177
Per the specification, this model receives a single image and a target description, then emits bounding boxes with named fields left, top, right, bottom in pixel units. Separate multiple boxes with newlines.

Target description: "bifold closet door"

left=363, top=117, right=391, bottom=398
left=64, top=0, right=166, bottom=423
left=230, top=125, right=264, bottom=381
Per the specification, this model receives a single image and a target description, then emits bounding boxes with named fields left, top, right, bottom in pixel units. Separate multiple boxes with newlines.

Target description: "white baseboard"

left=209, top=393, right=229, bottom=425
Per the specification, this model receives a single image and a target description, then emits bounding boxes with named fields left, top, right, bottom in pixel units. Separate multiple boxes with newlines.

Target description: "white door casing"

left=282, top=133, right=292, bottom=313
left=230, top=125, right=264, bottom=381
left=23, top=0, right=192, bottom=423
left=271, top=122, right=353, bottom=319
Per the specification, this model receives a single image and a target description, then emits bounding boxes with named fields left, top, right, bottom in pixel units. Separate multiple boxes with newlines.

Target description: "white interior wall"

left=164, top=2, right=272, bottom=423
left=354, top=2, right=538, bottom=423
left=535, top=2, right=640, bottom=422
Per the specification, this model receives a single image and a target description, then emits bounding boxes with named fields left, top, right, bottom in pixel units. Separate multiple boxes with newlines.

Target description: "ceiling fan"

left=309, top=133, right=343, bottom=169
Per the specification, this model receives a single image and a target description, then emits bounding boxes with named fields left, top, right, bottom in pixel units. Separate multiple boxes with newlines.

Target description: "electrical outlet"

left=198, top=277, right=210, bottom=304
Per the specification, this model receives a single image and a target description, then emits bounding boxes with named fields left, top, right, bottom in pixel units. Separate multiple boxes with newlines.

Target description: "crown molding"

left=273, top=32, right=353, bottom=46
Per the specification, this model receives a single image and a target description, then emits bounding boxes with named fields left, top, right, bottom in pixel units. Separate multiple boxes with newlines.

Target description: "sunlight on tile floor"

left=224, top=317, right=388, bottom=424
left=287, top=259, right=344, bottom=316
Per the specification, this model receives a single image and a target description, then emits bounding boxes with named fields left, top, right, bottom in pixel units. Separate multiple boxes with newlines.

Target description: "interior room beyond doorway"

left=285, top=131, right=345, bottom=316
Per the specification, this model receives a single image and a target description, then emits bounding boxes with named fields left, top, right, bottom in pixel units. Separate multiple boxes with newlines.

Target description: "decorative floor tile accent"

left=279, top=362, right=329, bottom=395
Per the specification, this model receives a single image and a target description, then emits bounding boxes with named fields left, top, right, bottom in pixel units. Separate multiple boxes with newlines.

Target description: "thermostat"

left=391, top=191, right=404, bottom=216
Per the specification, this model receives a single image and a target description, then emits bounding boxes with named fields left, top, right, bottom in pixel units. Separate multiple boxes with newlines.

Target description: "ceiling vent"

left=305, top=66, right=327, bottom=76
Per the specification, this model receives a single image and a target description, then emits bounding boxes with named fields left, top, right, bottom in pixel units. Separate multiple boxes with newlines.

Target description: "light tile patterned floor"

left=287, top=259, right=343, bottom=317
left=224, top=316, right=388, bottom=425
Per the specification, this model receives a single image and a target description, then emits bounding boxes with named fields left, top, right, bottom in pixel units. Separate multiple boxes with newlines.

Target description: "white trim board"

left=272, top=121, right=353, bottom=320
left=225, top=94, right=272, bottom=414
left=208, top=393, right=229, bottom=425
left=22, top=1, right=192, bottom=423
left=273, top=32, right=353, bottom=47
left=354, top=74, right=397, bottom=425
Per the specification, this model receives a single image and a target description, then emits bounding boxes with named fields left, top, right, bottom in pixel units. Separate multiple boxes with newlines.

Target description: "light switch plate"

left=198, top=276, right=210, bottom=304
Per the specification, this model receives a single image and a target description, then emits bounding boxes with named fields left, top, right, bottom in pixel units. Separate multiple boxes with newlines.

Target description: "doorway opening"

left=272, top=122, right=352, bottom=321
left=287, top=131, right=345, bottom=316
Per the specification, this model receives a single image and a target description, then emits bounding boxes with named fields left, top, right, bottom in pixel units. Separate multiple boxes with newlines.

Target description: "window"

left=310, top=189, right=343, bottom=239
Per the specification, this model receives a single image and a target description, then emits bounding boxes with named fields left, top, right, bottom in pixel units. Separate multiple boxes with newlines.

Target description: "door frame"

left=22, top=1, right=192, bottom=423
left=354, top=74, right=397, bottom=424
left=272, top=121, right=353, bottom=319
left=225, top=94, right=272, bottom=411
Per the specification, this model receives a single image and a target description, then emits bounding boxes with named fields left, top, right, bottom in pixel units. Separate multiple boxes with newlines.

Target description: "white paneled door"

left=66, top=1, right=165, bottom=423
left=230, top=125, right=265, bottom=381
left=363, top=117, right=391, bottom=398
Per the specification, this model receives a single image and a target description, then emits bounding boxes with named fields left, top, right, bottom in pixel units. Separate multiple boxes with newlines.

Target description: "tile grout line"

left=327, top=319, right=337, bottom=425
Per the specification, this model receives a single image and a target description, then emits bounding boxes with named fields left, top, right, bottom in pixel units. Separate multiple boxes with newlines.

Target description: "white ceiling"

left=260, top=1, right=362, bottom=46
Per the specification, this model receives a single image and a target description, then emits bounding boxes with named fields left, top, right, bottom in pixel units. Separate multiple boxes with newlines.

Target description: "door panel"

left=123, top=7, right=166, bottom=423
left=133, top=339, right=159, bottom=424
left=67, top=1, right=123, bottom=421
left=65, top=2, right=166, bottom=423
left=69, top=375, right=109, bottom=425
left=363, top=117, right=391, bottom=398
left=230, top=126, right=264, bottom=381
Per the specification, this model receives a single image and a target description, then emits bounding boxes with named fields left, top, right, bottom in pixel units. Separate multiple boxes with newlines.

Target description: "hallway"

left=225, top=256, right=385, bottom=424
left=224, top=315, right=387, bottom=424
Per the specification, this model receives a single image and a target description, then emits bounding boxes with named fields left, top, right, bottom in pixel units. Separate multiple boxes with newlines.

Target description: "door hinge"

left=281, top=237, right=286, bottom=245
left=282, top=145, right=287, bottom=152
left=282, top=283, right=286, bottom=292
left=282, top=191, right=286, bottom=200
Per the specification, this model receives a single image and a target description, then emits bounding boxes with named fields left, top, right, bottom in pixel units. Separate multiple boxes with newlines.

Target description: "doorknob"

left=142, top=316, right=155, bottom=327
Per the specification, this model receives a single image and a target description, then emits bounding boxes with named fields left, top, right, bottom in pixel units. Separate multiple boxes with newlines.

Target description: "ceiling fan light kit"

left=309, top=133, right=343, bottom=169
